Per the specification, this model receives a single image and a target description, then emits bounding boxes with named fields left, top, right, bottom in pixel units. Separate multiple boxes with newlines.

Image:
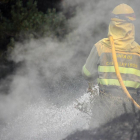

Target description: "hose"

left=109, top=36, right=140, bottom=109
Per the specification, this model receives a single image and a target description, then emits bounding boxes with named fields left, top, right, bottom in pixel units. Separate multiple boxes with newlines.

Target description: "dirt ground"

left=64, top=101, right=140, bottom=140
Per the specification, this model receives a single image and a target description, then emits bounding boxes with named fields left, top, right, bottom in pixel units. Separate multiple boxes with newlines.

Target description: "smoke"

left=0, top=0, right=140, bottom=140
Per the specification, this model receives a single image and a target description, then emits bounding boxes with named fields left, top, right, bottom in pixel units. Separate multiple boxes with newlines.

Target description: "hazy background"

left=0, top=0, right=140, bottom=140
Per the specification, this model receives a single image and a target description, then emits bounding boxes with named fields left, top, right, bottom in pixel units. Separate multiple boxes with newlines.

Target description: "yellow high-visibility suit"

left=82, top=18, right=140, bottom=98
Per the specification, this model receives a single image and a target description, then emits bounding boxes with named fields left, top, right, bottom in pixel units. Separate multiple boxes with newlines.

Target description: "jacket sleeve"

left=82, top=45, right=99, bottom=84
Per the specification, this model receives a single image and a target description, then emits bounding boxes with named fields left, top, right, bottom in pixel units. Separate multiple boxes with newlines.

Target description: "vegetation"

left=0, top=0, right=67, bottom=56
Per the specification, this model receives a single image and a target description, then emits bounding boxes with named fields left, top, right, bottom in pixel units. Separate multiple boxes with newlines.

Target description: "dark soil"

left=64, top=104, right=140, bottom=140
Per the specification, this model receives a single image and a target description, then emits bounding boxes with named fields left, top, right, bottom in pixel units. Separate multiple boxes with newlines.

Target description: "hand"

left=87, top=82, right=93, bottom=93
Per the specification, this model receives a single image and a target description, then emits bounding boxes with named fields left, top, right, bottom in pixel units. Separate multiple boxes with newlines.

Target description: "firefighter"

left=82, top=3, right=140, bottom=102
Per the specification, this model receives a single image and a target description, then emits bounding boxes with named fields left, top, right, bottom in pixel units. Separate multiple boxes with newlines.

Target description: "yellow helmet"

left=112, top=3, right=136, bottom=21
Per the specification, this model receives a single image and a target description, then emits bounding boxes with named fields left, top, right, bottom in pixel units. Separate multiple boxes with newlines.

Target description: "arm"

left=82, top=45, right=99, bottom=84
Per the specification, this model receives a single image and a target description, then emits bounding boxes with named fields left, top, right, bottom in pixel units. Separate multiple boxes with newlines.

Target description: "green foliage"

left=0, top=0, right=67, bottom=53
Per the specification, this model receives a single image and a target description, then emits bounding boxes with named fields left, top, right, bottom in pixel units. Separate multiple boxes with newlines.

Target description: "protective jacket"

left=82, top=19, right=140, bottom=94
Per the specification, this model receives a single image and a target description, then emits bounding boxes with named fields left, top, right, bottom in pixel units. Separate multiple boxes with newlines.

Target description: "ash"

left=64, top=103, right=140, bottom=140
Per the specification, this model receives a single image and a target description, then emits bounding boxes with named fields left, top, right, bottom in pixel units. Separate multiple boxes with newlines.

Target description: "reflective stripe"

left=82, top=65, right=91, bottom=77
left=99, top=72, right=140, bottom=83
left=98, top=78, right=140, bottom=88
left=98, top=66, right=140, bottom=77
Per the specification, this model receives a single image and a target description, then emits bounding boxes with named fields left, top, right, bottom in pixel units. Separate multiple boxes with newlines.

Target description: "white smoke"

left=0, top=0, right=140, bottom=140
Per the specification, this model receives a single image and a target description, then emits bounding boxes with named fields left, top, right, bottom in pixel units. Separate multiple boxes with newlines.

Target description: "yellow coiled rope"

left=109, top=36, right=140, bottom=109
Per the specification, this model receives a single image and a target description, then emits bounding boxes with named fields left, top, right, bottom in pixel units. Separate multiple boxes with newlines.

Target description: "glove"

left=87, top=82, right=93, bottom=93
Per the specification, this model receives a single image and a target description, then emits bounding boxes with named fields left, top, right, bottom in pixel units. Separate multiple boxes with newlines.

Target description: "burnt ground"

left=64, top=104, right=140, bottom=140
